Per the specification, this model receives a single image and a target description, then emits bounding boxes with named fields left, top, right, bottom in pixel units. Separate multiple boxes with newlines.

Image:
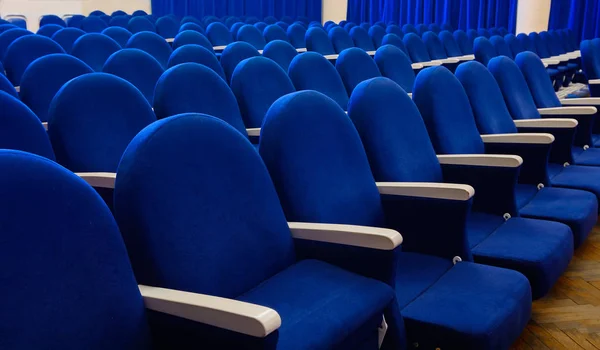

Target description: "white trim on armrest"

left=76, top=172, right=116, bottom=189
left=514, top=118, right=578, bottom=128
left=15, top=86, right=20, bottom=93
left=541, top=58, right=560, bottom=65
left=366, top=50, right=376, bottom=56
left=455, top=55, right=474, bottom=61
left=564, top=53, right=579, bottom=59
left=437, top=154, right=523, bottom=167
left=257, top=50, right=263, bottom=54
left=324, top=54, right=339, bottom=60
left=42, top=122, right=47, bottom=131
left=166, top=38, right=174, bottom=43
left=407, top=92, right=412, bottom=98
left=481, top=133, right=555, bottom=144
left=589, top=79, right=600, bottom=85
left=213, top=45, right=227, bottom=51
left=376, top=182, right=475, bottom=201
left=543, top=62, right=549, bottom=68
left=420, top=60, right=443, bottom=67
left=288, top=222, right=402, bottom=250
left=550, top=55, right=568, bottom=62
left=560, top=98, right=600, bottom=105
left=438, top=58, right=460, bottom=64
left=296, top=48, right=307, bottom=52
left=246, top=128, right=260, bottom=137
left=139, top=285, right=281, bottom=338
left=537, top=106, right=597, bottom=115
left=411, top=63, right=423, bottom=69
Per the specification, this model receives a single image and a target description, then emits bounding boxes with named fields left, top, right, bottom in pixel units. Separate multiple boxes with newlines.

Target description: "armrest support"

left=514, top=120, right=576, bottom=165
left=538, top=107, right=596, bottom=147
left=139, top=285, right=281, bottom=338
left=288, top=222, right=402, bottom=250
left=76, top=172, right=116, bottom=189
left=456, top=54, right=475, bottom=61
left=366, top=50, right=376, bottom=56
left=589, top=79, right=600, bottom=85
left=324, top=54, right=339, bottom=60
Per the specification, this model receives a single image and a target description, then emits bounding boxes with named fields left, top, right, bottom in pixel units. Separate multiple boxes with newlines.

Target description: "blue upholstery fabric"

left=402, top=24, right=418, bottom=34
left=369, top=25, right=386, bottom=48
left=262, top=40, right=298, bottom=72
left=71, top=33, right=121, bottom=71
left=230, top=22, right=245, bottom=38
left=473, top=37, right=496, bottom=66
left=4, top=35, right=64, bottom=86
left=0, top=73, right=17, bottom=98
left=264, top=24, right=288, bottom=43
left=20, top=54, right=92, bottom=122
left=112, top=10, right=127, bottom=16
left=109, top=15, right=130, bottom=28
left=180, top=22, right=205, bottom=35
left=453, top=29, right=473, bottom=55
left=220, top=41, right=260, bottom=83
left=0, top=24, right=17, bottom=34
left=305, top=27, right=335, bottom=55
left=350, top=26, right=375, bottom=51
left=51, top=27, right=85, bottom=53
left=255, top=22, right=268, bottom=33
left=172, top=30, right=213, bottom=52
left=40, top=15, right=66, bottom=28
left=153, top=63, right=247, bottom=136
left=0, top=28, right=32, bottom=63
left=206, top=22, right=232, bottom=46
left=505, top=33, right=524, bottom=56
left=276, top=22, right=290, bottom=31
left=47, top=73, right=156, bottom=172
left=90, top=10, right=107, bottom=16
left=37, top=24, right=62, bottom=37
left=423, top=32, right=448, bottom=60
left=0, top=150, right=151, bottom=349
left=438, top=30, right=462, bottom=57
left=126, top=31, right=173, bottom=69
left=403, top=33, right=431, bottom=63
left=128, top=17, right=156, bottom=34
left=490, top=35, right=513, bottom=58
left=374, top=45, right=415, bottom=93
left=381, top=34, right=407, bottom=54
left=336, top=48, right=381, bottom=95
left=80, top=16, right=108, bottom=33
left=329, top=26, right=354, bottom=53
left=102, top=49, right=164, bottom=104
left=167, top=45, right=225, bottom=79
left=386, top=25, right=403, bottom=38
left=516, top=51, right=562, bottom=108
left=155, top=16, right=178, bottom=38
left=66, top=15, right=85, bottom=28
left=288, top=52, right=349, bottom=110
left=231, top=56, right=295, bottom=128
left=0, top=91, right=55, bottom=159
left=102, top=27, right=132, bottom=47
left=237, top=25, right=266, bottom=50
left=287, top=23, right=306, bottom=48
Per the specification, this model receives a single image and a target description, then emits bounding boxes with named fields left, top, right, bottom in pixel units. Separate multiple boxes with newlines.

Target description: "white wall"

left=322, top=0, right=347, bottom=24
left=0, top=0, right=151, bottom=32
left=516, top=0, right=551, bottom=34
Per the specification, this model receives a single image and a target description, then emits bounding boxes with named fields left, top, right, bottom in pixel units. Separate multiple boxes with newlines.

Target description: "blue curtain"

left=549, top=0, right=600, bottom=41
left=347, top=0, right=517, bottom=31
left=152, top=0, right=322, bottom=21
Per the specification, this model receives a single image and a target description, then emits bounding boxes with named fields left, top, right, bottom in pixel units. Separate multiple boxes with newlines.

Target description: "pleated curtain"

left=550, top=0, right=600, bottom=40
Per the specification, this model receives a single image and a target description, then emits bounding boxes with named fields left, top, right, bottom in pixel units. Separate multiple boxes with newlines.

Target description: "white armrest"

left=407, top=92, right=412, bottom=98
left=246, top=128, right=260, bottom=137
left=42, top=122, right=47, bottom=131
left=560, top=98, right=600, bottom=105
left=543, top=62, right=549, bottom=68
left=288, top=222, right=402, bottom=250
left=573, top=50, right=581, bottom=56
left=324, top=54, right=339, bottom=60
left=589, top=79, right=600, bottom=85
left=455, top=55, right=474, bottom=61
left=514, top=118, right=578, bottom=128
left=213, top=45, right=227, bottom=51
left=139, top=285, right=281, bottom=338
left=367, top=50, right=376, bottom=56
left=296, top=48, right=307, bottom=52
left=411, top=63, right=423, bottom=69
left=481, top=133, right=555, bottom=144
left=438, top=58, right=460, bottom=64
left=376, top=182, right=474, bottom=201
left=15, top=86, right=20, bottom=93
left=165, top=38, right=174, bottom=43
left=437, top=154, right=523, bottom=167
left=564, top=53, right=579, bottom=59
left=550, top=55, right=568, bottom=62
left=257, top=50, right=263, bottom=54
left=76, top=172, right=116, bottom=189
left=541, top=58, right=560, bottom=65
left=420, top=60, right=442, bottom=67
left=537, top=106, right=597, bottom=115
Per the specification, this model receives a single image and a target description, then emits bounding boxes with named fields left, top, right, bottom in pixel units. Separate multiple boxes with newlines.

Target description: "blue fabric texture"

left=51, top=27, right=86, bottom=53
left=47, top=73, right=156, bottom=172
left=238, top=25, right=267, bottom=50
left=71, top=33, right=121, bottom=71
left=516, top=51, right=562, bottom=108
left=473, top=36, right=496, bottom=66
left=37, top=24, right=63, bottom=37
left=40, top=15, right=66, bottom=27
left=0, top=28, right=33, bottom=62
left=439, top=30, right=464, bottom=57
left=262, top=40, right=298, bottom=72
left=549, top=0, right=600, bottom=40
left=336, top=48, right=381, bottom=95
left=126, top=31, right=173, bottom=69
left=20, top=54, right=93, bottom=122
left=381, top=33, right=407, bottom=53
left=206, top=22, right=233, bottom=45
left=329, top=26, right=355, bottom=53
left=167, top=44, right=225, bottom=79
left=128, top=17, right=156, bottom=34
left=454, top=29, right=473, bottom=54
left=109, top=15, right=130, bottom=29
left=80, top=16, right=108, bottom=33
left=369, top=25, right=386, bottom=48
left=264, top=24, right=288, bottom=43
left=156, top=16, right=178, bottom=38
left=231, top=56, right=296, bottom=128
left=403, top=33, right=431, bottom=63
left=374, top=45, right=415, bottom=93
left=423, top=32, right=448, bottom=59
left=287, top=23, right=307, bottom=48
left=350, top=26, right=375, bottom=50
left=0, top=150, right=151, bottom=349
left=490, top=35, right=512, bottom=57
left=180, top=22, right=206, bottom=34
left=220, top=41, right=260, bottom=83
left=305, top=27, right=335, bottom=55
left=172, top=30, right=213, bottom=52
left=4, top=35, right=64, bottom=86
left=101, top=27, right=132, bottom=47
left=0, top=73, right=18, bottom=98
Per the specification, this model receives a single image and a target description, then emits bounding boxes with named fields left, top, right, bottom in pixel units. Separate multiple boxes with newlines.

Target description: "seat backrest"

left=0, top=91, right=54, bottom=159
left=336, top=47, right=381, bottom=94
left=262, top=39, right=298, bottom=72
left=413, top=66, right=485, bottom=154
left=231, top=56, right=295, bottom=128
left=473, top=36, right=496, bottom=66
left=47, top=73, right=156, bottom=172
left=287, top=23, right=306, bottom=48
left=101, top=27, right=132, bottom=47
left=558, top=29, right=574, bottom=52
left=0, top=24, right=17, bottom=35
left=80, top=16, right=107, bottom=33
left=181, top=16, right=203, bottom=27
left=416, top=24, right=428, bottom=35
left=490, top=35, right=512, bottom=59
left=466, top=28, right=478, bottom=43
left=126, top=31, right=173, bottom=69
left=264, top=16, right=277, bottom=24
left=422, top=31, right=448, bottom=59
left=487, top=56, right=541, bottom=120
left=114, top=113, right=295, bottom=298
left=155, top=16, right=178, bottom=39
left=441, top=23, right=453, bottom=32
left=4, top=35, right=65, bottom=86
left=237, top=24, right=266, bottom=50
left=438, top=30, right=462, bottom=57
left=288, top=52, right=348, bottom=110
left=374, top=21, right=386, bottom=28
left=127, top=16, right=156, bottom=33
left=20, top=54, right=92, bottom=122
left=374, top=45, right=415, bottom=93
left=229, top=22, right=244, bottom=39
left=454, top=29, right=473, bottom=54
left=455, top=61, right=518, bottom=134
left=259, top=90, right=386, bottom=227
left=402, top=24, right=418, bottom=35
left=403, top=33, right=431, bottom=63
left=369, top=25, right=386, bottom=48
left=220, top=41, right=260, bottom=83
left=109, top=15, right=130, bottom=28
left=0, top=149, right=150, bottom=349
left=386, top=24, right=403, bottom=38
left=37, top=24, right=62, bottom=37
left=172, top=30, right=213, bottom=52
left=515, top=51, right=561, bottom=108
left=154, top=63, right=247, bottom=135
left=276, top=21, right=289, bottom=31
left=505, top=33, right=524, bottom=57
left=0, top=71, right=18, bottom=98
left=517, top=33, right=535, bottom=52
left=381, top=33, right=408, bottom=55
left=305, top=27, right=335, bottom=54
left=329, top=26, right=354, bottom=53
left=103, top=49, right=164, bottom=104
left=0, top=28, right=33, bottom=62
left=40, top=14, right=66, bottom=28
left=167, top=44, right=225, bottom=79
left=581, top=39, right=600, bottom=80
left=350, top=26, right=375, bottom=51
left=477, top=28, right=490, bottom=38
left=529, top=32, right=551, bottom=58
left=429, top=23, right=441, bottom=33
left=264, top=24, right=288, bottom=43
left=540, top=31, right=561, bottom=56
left=71, top=33, right=121, bottom=71
left=180, top=22, right=205, bottom=35
left=206, top=22, right=232, bottom=46
left=345, top=22, right=357, bottom=32
left=90, top=10, right=107, bottom=16
left=51, top=27, right=85, bottom=53
left=67, top=15, right=85, bottom=28
left=254, top=22, right=267, bottom=32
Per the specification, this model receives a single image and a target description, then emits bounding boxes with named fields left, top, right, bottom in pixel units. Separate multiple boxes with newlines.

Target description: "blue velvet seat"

left=40, top=14, right=66, bottom=28
left=109, top=15, right=130, bottom=28
left=305, top=27, right=335, bottom=55
left=167, top=44, right=225, bottom=79
left=126, top=31, right=173, bottom=69
left=20, top=54, right=92, bottom=122
left=0, top=24, right=17, bottom=34
left=230, top=22, right=245, bottom=38
left=381, top=34, right=408, bottom=55
left=37, top=24, right=62, bottom=37
left=262, top=40, right=298, bottom=72
left=172, top=29, right=214, bottom=53
left=374, top=45, right=415, bottom=93
left=220, top=41, right=260, bottom=83
left=71, top=33, right=121, bottom=71
left=0, top=72, right=18, bottom=98
left=439, top=30, right=464, bottom=57
left=329, top=26, right=354, bottom=53
left=4, top=35, right=64, bottom=86
left=402, top=24, right=418, bottom=35
left=155, top=16, right=178, bottom=39
left=113, top=113, right=397, bottom=349
left=336, top=48, right=381, bottom=95
left=286, top=23, right=306, bottom=48
left=80, top=16, right=107, bottom=33
left=264, top=24, right=288, bottom=43
left=206, top=22, right=232, bottom=47
left=258, top=89, right=532, bottom=349
left=490, top=35, right=513, bottom=58
left=180, top=22, right=205, bottom=35
left=454, top=29, right=474, bottom=55
left=238, top=25, right=267, bottom=50
left=466, top=28, right=478, bottom=43
left=0, top=28, right=33, bottom=64
left=128, top=16, right=156, bottom=34
left=369, top=25, right=386, bottom=48
left=101, top=27, right=132, bottom=47
left=51, top=27, right=85, bottom=53
left=403, top=33, right=441, bottom=65
left=473, top=37, right=496, bottom=66
left=581, top=39, right=600, bottom=97
left=386, top=24, right=403, bottom=38
left=350, top=26, right=375, bottom=51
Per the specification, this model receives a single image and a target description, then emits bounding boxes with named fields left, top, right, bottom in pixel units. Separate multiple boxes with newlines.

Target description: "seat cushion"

left=471, top=217, right=573, bottom=299
left=518, top=187, right=598, bottom=248
left=592, top=134, right=600, bottom=148
left=238, top=259, right=395, bottom=350
left=551, top=164, right=600, bottom=204
left=515, top=183, right=539, bottom=210
left=573, top=147, right=600, bottom=166
left=401, top=262, right=531, bottom=349
left=466, top=212, right=505, bottom=248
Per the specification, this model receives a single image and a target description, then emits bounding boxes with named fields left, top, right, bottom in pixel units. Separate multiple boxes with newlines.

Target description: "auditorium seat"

left=220, top=41, right=260, bottom=83
left=403, top=33, right=444, bottom=67
left=254, top=21, right=268, bottom=33
left=102, top=27, right=132, bottom=47
left=4, top=35, right=64, bottom=86
left=402, top=23, right=418, bottom=35
left=66, top=14, right=85, bottom=28
left=581, top=39, right=600, bottom=97
left=439, top=30, right=475, bottom=60
left=127, top=16, right=156, bottom=34
left=40, top=14, right=66, bottom=28
left=344, top=22, right=357, bottom=32
left=381, top=33, right=409, bottom=55
left=369, top=25, right=386, bottom=48
left=374, top=45, right=415, bottom=94
left=155, top=16, right=178, bottom=39
left=453, top=29, right=474, bottom=55
left=428, top=23, right=441, bottom=33
left=350, top=26, right=376, bottom=53
left=0, top=28, right=33, bottom=63
left=287, top=22, right=306, bottom=48
left=259, top=89, right=532, bottom=349
left=263, top=24, right=288, bottom=43
left=71, top=33, right=121, bottom=72
left=416, top=23, right=428, bottom=36
left=422, top=32, right=462, bottom=68
left=80, top=16, right=107, bottom=33
left=172, top=30, right=213, bottom=52
left=0, top=24, right=17, bottom=34
left=386, top=24, right=403, bottom=38
left=477, top=28, right=490, bottom=38
left=51, top=27, right=85, bottom=53
left=126, top=31, right=173, bottom=69
left=262, top=40, right=298, bottom=72
left=329, top=26, right=354, bottom=53
left=109, top=15, right=130, bottom=28
left=181, top=15, right=203, bottom=27
left=37, top=24, right=62, bottom=37
left=473, top=37, right=497, bottom=66
left=490, top=35, right=513, bottom=58
left=132, top=10, right=148, bottom=17
left=336, top=48, right=381, bottom=94
left=305, top=27, right=336, bottom=56
left=0, top=73, right=18, bottom=98
left=167, top=44, right=225, bottom=79
left=206, top=22, right=232, bottom=49
left=237, top=24, right=267, bottom=50
left=180, top=22, right=205, bottom=35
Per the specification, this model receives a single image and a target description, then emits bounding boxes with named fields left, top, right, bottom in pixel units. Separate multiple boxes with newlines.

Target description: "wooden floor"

left=511, top=223, right=600, bottom=349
